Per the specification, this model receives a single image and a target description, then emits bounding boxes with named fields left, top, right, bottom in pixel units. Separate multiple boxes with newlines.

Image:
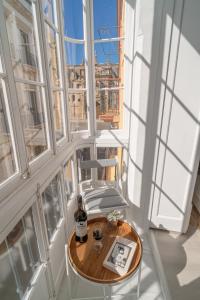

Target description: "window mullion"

left=72, top=151, right=79, bottom=195
left=58, top=7, right=72, bottom=141
left=94, top=37, right=125, bottom=43
left=56, top=0, right=70, bottom=142
left=0, top=2, right=28, bottom=177
left=83, top=0, right=96, bottom=137
left=64, top=36, right=84, bottom=44
left=91, top=143, right=97, bottom=182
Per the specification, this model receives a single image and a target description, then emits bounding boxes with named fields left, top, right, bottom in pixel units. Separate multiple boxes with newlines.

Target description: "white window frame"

left=61, top=0, right=130, bottom=142
left=84, top=0, right=127, bottom=138
left=62, top=155, right=76, bottom=204
left=62, top=0, right=90, bottom=137
left=0, top=196, right=52, bottom=300
left=64, top=36, right=90, bottom=136
left=39, top=168, right=66, bottom=247
left=41, top=0, right=68, bottom=149
left=92, top=0, right=125, bottom=134
left=0, top=4, right=29, bottom=200
left=1, top=0, right=57, bottom=178
left=0, top=74, right=19, bottom=188
left=75, top=143, right=94, bottom=184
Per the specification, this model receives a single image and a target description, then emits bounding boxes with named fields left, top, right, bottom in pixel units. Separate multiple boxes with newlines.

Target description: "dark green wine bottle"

left=74, top=195, right=88, bottom=243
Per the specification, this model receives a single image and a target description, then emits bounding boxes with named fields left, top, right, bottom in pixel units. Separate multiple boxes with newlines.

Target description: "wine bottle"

left=74, top=195, right=88, bottom=243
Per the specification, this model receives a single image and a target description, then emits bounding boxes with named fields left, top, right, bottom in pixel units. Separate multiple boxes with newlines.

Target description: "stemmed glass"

left=93, top=222, right=103, bottom=254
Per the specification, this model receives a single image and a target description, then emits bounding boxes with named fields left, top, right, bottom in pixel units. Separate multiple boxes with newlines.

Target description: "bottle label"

left=75, top=221, right=87, bottom=238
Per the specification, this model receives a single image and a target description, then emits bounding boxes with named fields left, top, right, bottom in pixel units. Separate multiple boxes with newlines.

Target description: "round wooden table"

left=67, top=217, right=143, bottom=299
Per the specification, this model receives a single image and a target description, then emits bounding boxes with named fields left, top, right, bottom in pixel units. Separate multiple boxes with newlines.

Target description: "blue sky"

left=64, top=0, right=119, bottom=65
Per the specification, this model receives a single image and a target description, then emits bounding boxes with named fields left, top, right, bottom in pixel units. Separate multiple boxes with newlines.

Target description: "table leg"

left=65, top=245, right=71, bottom=299
left=67, top=266, right=72, bottom=300
left=137, top=262, right=142, bottom=299
left=103, top=285, right=106, bottom=300
left=109, top=285, right=112, bottom=299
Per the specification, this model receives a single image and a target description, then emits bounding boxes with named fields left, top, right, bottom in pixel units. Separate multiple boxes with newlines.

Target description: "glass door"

left=41, top=173, right=66, bottom=296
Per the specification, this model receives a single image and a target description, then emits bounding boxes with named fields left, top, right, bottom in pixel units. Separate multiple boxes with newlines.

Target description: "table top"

left=67, top=217, right=142, bottom=284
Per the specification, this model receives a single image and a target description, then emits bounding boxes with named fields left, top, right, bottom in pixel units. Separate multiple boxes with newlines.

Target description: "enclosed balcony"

left=1, top=0, right=200, bottom=300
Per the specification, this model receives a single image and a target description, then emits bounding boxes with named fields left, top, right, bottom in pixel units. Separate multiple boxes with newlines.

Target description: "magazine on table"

left=103, top=236, right=137, bottom=276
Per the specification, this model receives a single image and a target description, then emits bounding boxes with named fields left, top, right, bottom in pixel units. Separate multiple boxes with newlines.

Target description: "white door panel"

left=167, top=101, right=199, bottom=170
left=151, top=0, right=200, bottom=232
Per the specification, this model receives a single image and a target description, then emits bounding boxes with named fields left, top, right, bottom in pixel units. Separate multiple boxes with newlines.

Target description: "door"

left=41, top=173, right=66, bottom=296
left=150, top=0, right=200, bottom=232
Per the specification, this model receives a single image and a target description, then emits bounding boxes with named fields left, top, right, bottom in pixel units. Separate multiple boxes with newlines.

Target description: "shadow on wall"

left=118, top=0, right=200, bottom=234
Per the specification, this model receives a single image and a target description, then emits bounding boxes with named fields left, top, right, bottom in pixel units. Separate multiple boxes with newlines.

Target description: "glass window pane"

left=95, top=41, right=124, bottom=87
left=46, top=25, right=61, bottom=88
left=64, top=0, right=83, bottom=39
left=0, top=208, right=41, bottom=299
left=0, top=241, right=20, bottom=300
left=68, top=91, right=88, bottom=132
left=95, top=40, right=124, bottom=130
left=96, top=89, right=123, bottom=130
left=42, top=0, right=56, bottom=25
left=63, top=158, right=74, bottom=201
left=0, top=79, right=16, bottom=184
left=52, top=91, right=64, bottom=142
left=93, top=0, right=124, bottom=39
left=23, top=210, right=41, bottom=267
left=65, top=42, right=86, bottom=88
left=76, top=148, right=91, bottom=182
left=16, top=83, right=48, bottom=162
left=4, top=0, right=40, bottom=81
left=42, top=175, right=63, bottom=243
left=97, top=147, right=122, bottom=181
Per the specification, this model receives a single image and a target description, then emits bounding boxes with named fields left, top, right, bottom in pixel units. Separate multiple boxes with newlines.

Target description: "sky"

left=64, top=0, right=120, bottom=65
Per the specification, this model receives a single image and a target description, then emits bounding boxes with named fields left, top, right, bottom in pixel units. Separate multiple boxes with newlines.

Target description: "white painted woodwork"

left=150, top=0, right=200, bottom=232
left=49, top=219, right=66, bottom=296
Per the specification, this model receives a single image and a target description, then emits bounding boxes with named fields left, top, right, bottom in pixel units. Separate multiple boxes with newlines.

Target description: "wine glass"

left=93, top=222, right=103, bottom=254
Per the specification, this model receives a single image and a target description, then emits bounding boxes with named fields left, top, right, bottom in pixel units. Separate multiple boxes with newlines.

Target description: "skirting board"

left=148, top=230, right=172, bottom=300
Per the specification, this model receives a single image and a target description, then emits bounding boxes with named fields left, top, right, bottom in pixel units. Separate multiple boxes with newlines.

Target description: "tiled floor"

left=152, top=206, right=200, bottom=300
left=58, top=235, right=164, bottom=300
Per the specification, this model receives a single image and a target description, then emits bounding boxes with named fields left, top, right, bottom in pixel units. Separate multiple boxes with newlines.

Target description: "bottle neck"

left=77, top=198, right=83, bottom=209
left=78, top=202, right=82, bottom=209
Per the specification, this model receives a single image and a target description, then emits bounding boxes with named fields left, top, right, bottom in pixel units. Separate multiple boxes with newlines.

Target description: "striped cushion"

left=82, top=187, right=127, bottom=212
